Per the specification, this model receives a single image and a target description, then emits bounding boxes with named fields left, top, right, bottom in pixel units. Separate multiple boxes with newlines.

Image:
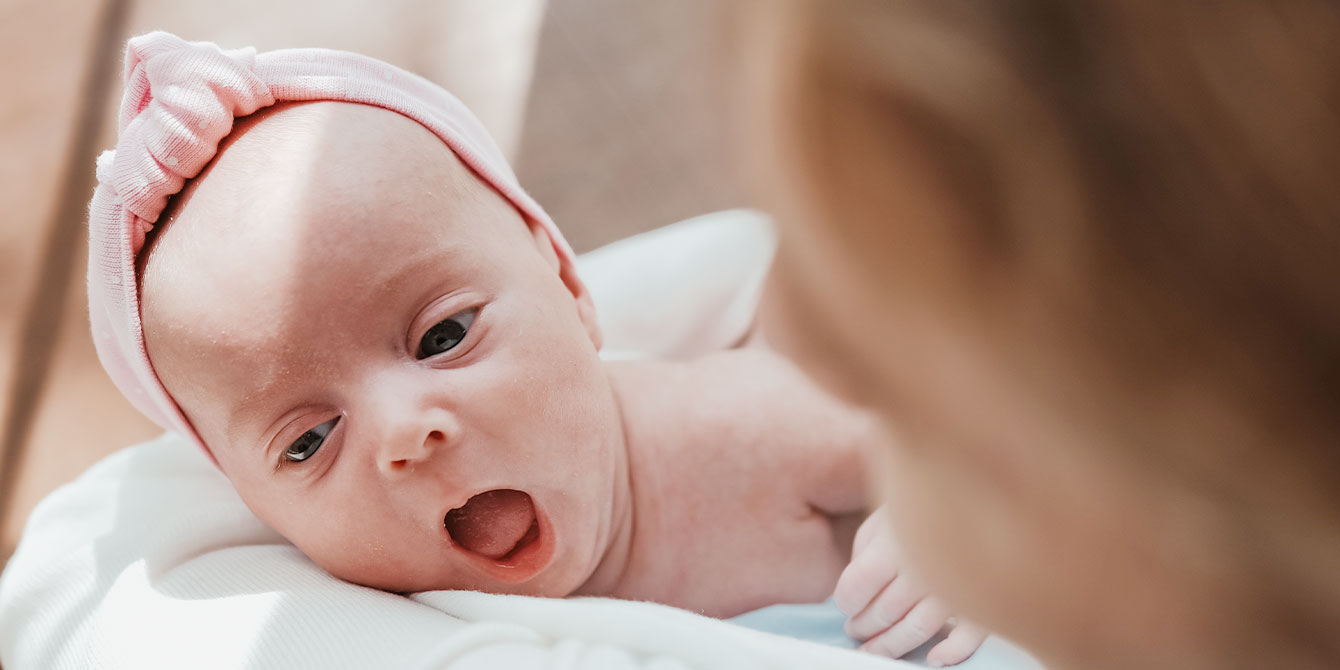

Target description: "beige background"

left=0, top=0, right=746, bottom=558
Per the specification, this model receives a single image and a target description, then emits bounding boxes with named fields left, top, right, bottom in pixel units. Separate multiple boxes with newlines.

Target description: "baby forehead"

left=139, top=101, right=528, bottom=320
left=162, top=102, right=509, bottom=247
left=216, top=102, right=482, bottom=204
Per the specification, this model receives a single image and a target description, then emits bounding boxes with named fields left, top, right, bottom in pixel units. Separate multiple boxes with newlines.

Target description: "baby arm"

left=836, top=508, right=988, bottom=667
left=781, top=380, right=987, bottom=664
left=747, top=344, right=987, bottom=665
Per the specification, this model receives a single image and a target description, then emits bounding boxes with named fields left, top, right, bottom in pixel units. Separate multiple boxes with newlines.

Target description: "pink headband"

left=88, top=31, right=574, bottom=461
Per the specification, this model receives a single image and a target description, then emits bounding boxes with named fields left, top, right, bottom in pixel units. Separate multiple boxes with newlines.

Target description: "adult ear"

left=528, top=222, right=603, bottom=350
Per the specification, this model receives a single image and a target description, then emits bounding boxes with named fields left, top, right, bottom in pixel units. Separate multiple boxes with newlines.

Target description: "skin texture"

left=139, top=101, right=877, bottom=620
left=592, top=350, right=874, bottom=617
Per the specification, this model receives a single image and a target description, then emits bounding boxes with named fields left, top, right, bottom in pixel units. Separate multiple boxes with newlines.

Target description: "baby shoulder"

left=688, top=349, right=877, bottom=480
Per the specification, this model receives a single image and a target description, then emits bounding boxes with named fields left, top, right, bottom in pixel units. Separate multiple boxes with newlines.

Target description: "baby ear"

left=528, top=223, right=603, bottom=350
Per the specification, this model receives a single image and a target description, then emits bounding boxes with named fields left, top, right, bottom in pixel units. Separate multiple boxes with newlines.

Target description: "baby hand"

left=835, top=508, right=987, bottom=667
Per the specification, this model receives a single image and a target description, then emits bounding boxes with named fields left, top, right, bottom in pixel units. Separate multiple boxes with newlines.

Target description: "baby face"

left=139, top=102, right=623, bottom=596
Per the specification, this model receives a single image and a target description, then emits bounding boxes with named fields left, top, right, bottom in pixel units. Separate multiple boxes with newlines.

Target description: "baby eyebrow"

left=227, top=382, right=290, bottom=446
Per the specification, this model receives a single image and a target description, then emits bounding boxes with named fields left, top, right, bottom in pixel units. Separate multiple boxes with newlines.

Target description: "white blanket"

left=0, top=211, right=1037, bottom=669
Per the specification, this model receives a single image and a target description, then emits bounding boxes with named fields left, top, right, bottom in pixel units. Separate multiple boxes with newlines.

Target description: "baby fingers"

left=833, top=551, right=898, bottom=619
left=858, top=596, right=951, bottom=660
left=926, top=620, right=989, bottom=668
left=844, top=574, right=930, bottom=641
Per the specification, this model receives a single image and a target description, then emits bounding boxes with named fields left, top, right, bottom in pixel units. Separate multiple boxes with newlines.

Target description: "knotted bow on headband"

left=88, top=31, right=573, bottom=461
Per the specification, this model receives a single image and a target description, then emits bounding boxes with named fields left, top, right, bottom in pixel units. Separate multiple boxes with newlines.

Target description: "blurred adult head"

left=748, top=2, right=1340, bottom=668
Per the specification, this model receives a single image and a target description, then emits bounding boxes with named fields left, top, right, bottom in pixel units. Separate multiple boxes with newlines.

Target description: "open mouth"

left=444, top=489, right=552, bottom=582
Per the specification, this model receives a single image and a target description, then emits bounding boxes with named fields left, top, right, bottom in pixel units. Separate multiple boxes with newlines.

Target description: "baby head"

left=90, top=33, right=623, bottom=596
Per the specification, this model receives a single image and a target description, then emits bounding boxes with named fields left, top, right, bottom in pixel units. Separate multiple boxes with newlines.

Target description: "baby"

left=89, top=32, right=983, bottom=665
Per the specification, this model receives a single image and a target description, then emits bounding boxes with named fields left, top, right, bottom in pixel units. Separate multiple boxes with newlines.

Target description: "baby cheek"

left=289, top=509, right=438, bottom=591
left=239, top=479, right=426, bottom=591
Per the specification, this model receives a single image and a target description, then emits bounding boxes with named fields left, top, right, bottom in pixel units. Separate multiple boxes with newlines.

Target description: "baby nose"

left=358, top=372, right=460, bottom=475
left=366, top=406, right=459, bottom=476
left=378, top=421, right=451, bottom=475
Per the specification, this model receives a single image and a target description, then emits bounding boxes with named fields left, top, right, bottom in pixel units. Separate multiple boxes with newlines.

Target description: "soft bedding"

left=731, top=601, right=1040, bottom=669
left=0, top=211, right=1039, bottom=669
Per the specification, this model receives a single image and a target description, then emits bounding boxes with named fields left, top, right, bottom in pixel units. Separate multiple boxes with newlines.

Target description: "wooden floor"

left=0, top=0, right=745, bottom=556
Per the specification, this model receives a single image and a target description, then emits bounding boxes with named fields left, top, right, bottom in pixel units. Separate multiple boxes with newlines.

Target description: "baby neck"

left=572, top=358, right=682, bottom=599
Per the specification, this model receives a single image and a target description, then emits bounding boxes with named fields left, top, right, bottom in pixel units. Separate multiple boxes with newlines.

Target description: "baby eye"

left=417, top=308, right=477, bottom=359
left=284, top=417, right=339, bottom=463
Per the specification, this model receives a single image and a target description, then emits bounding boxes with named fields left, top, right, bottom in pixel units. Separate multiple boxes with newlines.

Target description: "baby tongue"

left=444, top=489, right=536, bottom=559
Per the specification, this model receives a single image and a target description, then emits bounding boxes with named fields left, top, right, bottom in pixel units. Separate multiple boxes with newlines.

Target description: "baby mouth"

left=444, top=489, right=542, bottom=563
